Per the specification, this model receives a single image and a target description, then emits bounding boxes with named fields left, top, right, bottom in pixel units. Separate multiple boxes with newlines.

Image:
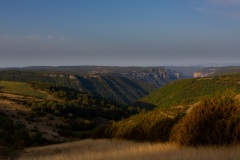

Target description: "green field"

left=0, top=81, right=48, bottom=99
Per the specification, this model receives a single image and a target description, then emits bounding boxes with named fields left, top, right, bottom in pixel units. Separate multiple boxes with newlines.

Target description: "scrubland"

left=21, top=139, right=240, bottom=160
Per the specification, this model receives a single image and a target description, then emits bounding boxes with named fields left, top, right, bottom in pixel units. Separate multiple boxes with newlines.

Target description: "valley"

left=1, top=66, right=240, bottom=159
left=2, top=0, right=240, bottom=159
left=0, top=66, right=182, bottom=105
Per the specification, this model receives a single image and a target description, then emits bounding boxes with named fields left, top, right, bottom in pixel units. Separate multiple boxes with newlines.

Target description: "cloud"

left=190, top=0, right=240, bottom=20
left=0, top=34, right=64, bottom=43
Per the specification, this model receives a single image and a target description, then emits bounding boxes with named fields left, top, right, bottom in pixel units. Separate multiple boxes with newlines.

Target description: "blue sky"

left=1, top=0, right=240, bottom=67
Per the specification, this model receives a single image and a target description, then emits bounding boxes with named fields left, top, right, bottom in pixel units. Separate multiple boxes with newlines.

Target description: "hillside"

left=0, top=81, right=47, bottom=99
left=0, top=70, right=156, bottom=105
left=95, top=74, right=240, bottom=145
left=0, top=80, right=147, bottom=155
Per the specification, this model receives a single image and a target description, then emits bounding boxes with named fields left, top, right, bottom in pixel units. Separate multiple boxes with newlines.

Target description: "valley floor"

left=21, top=139, right=240, bottom=160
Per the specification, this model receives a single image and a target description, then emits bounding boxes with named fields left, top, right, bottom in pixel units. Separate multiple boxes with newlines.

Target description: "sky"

left=1, top=0, right=240, bottom=67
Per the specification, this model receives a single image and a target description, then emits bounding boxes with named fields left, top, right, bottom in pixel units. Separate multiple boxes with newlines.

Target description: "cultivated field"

left=21, top=139, right=240, bottom=160
left=0, top=81, right=47, bottom=99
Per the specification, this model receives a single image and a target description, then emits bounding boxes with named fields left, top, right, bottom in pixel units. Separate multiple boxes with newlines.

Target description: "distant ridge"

left=194, top=66, right=240, bottom=78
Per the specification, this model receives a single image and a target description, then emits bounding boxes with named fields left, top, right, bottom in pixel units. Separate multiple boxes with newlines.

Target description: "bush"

left=92, top=112, right=183, bottom=142
left=170, top=96, right=240, bottom=146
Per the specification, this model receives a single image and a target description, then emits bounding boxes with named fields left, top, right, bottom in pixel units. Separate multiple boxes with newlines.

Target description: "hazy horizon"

left=1, top=0, right=240, bottom=67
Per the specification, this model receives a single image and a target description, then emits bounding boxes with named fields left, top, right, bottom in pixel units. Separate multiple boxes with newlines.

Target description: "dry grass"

left=20, top=139, right=240, bottom=160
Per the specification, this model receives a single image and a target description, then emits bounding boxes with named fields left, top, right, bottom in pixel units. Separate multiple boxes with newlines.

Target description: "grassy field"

left=0, top=81, right=47, bottom=99
left=21, top=139, right=240, bottom=160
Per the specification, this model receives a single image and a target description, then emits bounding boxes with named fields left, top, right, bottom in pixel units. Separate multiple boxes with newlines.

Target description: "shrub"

left=170, top=96, right=240, bottom=146
left=92, top=112, right=183, bottom=142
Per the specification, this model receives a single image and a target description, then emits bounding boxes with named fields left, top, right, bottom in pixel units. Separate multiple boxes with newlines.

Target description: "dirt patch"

left=0, top=99, right=66, bottom=142
left=0, top=93, right=43, bottom=101
left=33, top=89, right=64, bottom=102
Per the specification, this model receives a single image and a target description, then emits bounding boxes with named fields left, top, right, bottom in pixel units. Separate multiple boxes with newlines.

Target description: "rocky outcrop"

left=194, top=68, right=217, bottom=78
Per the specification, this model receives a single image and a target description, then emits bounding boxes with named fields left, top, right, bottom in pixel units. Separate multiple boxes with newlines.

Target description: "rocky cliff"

left=194, top=68, right=216, bottom=78
left=119, top=68, right=180, bottom=87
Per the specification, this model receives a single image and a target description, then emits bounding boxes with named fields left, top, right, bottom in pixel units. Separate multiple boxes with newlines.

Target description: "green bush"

left=93, top=112, right=183, bottom=142
left=170, top=96, right=240, bottom=146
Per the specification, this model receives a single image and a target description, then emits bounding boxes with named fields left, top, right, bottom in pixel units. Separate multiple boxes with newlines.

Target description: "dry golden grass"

left=20, top=139, right=240, bottom=160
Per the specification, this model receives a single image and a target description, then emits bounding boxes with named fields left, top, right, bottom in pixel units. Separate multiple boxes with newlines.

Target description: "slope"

left=0, top=81, right=144, bottom=148
left=95, top=74, right=240, bottom=145
left=0, top=70, right=156, bottom=105
left=0, top=81, right=47, bottom=99
left=138, top=74, right=240, bottom=108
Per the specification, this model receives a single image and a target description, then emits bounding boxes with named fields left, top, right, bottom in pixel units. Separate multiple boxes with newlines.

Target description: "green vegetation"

left=74, top=75, right=156, bottom=105
left=94, top=74, right=240, bottom=146
left=0, top=70, right=156, bottom=105
left=28, top=81, right=143, bottom=120
left=0, top=81, right=47, bottom=99
left=139, top=74, right=240, bottom=109
left=96, top=95, right=240, bottom=146
left=4, top=71, right=240, bottom=149
left=170, top=96, right=240, bottom=146
left=93, top=105, right=183, bottom=142
left=0, top=81, right=147, bottom=141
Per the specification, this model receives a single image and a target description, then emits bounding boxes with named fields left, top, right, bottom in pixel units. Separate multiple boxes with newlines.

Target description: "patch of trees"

left=27, top=82, right=148, bottom=120
left=74, top=75, right=156, bottom=105
left=28, top=100, right=124, bottom=120
left=29, top=81, right=80, bottom=100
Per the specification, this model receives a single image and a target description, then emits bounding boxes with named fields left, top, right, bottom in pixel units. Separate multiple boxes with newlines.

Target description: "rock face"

left=194, top=68, right=217, bottom=78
